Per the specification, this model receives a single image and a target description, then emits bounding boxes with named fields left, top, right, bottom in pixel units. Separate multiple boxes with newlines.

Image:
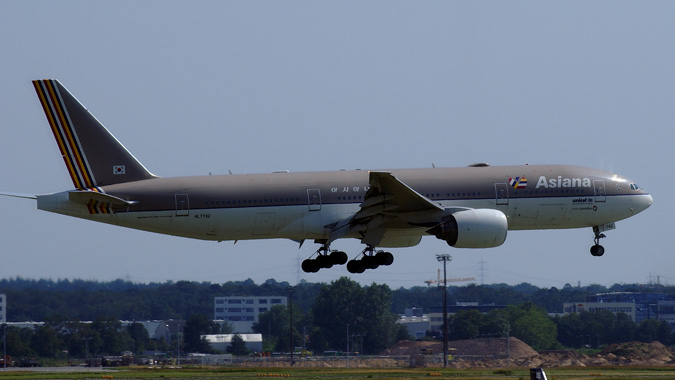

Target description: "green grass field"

left=1, top=366, right=675, bottom=380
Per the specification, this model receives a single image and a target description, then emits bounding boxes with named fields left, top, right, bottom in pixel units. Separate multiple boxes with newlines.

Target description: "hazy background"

left=1, top=1, right=671, bottom=288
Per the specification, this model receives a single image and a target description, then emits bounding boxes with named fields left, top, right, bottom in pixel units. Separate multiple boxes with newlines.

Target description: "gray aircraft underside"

left=6, top=80, right=654, bottom=274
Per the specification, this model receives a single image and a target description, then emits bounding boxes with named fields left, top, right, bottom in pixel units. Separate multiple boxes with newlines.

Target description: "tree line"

left=2, top=277, right=670, bottom=321
left=446, top=303, right=675, bottom=351
left=1, top=277, right=674, bottom=359
left=0, top=278, right=405, bottom=358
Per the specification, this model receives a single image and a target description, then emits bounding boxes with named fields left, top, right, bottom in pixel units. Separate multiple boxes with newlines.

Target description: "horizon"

left=0, top=275, right=670, bottom=291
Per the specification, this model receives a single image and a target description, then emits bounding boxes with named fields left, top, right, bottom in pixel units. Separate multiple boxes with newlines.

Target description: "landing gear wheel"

left=362, top=255, right=379, bottom=269
left=302, top=259, right=320, bottom=273
left=330, top=250, right=348, bottom=265
left=590, top=244, right=605, bottom=257
left=347, top=260, right=365, bottom=274
left=304, top=245, right=348, bottom=272
left=375, top=251, right=394, bottom=266
left=316, top=254, right=333, bottom=268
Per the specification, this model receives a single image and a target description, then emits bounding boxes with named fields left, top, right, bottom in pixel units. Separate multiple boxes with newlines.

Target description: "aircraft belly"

left=445, top=196, right=637, bottom=231
left=504, top=199, right=538, bottom=228
left=507, top=195, right=643, bottom=230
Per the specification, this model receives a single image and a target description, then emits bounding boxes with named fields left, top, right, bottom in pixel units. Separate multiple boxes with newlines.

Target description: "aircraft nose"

left=634, top=193, right=653, bottom=213
left=644, top=193, right=653, bottom=208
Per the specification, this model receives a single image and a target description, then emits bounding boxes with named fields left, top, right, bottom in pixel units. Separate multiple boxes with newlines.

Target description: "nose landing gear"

left=590, top=226, right=606, bottom=257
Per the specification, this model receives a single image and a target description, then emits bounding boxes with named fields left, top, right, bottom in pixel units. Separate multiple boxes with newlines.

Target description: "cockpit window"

left=630, top=183, right=640, bottom=191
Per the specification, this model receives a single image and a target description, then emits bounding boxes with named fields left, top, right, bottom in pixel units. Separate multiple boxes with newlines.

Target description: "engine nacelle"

left=427, top=209, right=508, bottom=248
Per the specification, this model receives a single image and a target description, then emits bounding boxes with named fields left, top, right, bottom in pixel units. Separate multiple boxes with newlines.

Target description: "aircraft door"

left=495, top=183, right=509, bottom=205
left=593, top=180, right=606, bottom=202
left=175, top=194, right=189, bottom=216
left=307, top=189, right=321, bottom=211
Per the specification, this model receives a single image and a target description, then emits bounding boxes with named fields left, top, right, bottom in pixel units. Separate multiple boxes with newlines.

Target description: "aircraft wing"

left=328, top=171, right=450, bottom=246
left=359, top=171, right=444, bottom=215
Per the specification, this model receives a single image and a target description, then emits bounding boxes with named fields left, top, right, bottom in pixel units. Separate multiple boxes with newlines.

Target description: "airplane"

left=3, top=79, right=653, bottom=274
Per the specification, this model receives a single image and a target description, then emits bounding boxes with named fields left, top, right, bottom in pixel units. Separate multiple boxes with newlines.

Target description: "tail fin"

left=33, top=79, right=156, bottom=189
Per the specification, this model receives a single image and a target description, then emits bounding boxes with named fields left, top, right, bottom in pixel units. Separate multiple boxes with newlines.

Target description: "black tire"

left=376, top=251, right=394, bottom=266
left=330, top=250, right=348, bottom=265
left=385, top=251, right=394, bottom=265
left=595, top=245, right=605, bottom=256
left=302, top=259, right=320, bottom=273
left=317, top=254, right=333, bottom=268
left=362, top=255, right=379, bottom=269
left=347, top=260, right=365, bottom=274
left=590, top=244, right=605, bottom=257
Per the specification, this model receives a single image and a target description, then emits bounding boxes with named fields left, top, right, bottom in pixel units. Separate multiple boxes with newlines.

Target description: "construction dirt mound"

left=384, top=337, right=538, bottom=360
left=597, top=341, right=675, bottom=365
left=383, top=339, right=675, bottom=368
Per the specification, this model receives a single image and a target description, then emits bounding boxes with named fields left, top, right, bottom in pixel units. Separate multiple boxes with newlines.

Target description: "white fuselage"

left=36, top=165, right=653, bottom=248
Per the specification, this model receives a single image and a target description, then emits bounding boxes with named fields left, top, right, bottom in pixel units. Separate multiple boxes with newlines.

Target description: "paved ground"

left=1, top=366, right=116, bottom=372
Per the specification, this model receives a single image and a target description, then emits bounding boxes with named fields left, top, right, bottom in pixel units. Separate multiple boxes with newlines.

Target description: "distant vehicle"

left=16, top=357, right=40, bottom=367
left=3, top=80, right=653, bottom=273
left=0, top=354, right=13, bottom=367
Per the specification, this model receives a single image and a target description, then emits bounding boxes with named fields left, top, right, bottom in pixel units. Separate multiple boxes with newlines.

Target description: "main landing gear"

left=301, top=245, right=348, bottom=273
left=590, top=226, right=606, bottom=257
left=346, top=246, right=394, bottom=274
left=301, top=245, right=395, bottom=273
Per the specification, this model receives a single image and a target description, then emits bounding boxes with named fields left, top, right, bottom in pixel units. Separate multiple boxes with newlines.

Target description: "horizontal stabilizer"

left=68, top=190, right=138, bottom=207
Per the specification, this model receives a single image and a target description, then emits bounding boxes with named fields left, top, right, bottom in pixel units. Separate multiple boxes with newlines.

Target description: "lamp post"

left=3, top=324, right=6, bottom=371
left=346, top=323, right=350, bottom=369
left=83, top=336, right=92, bottom=365
left=288, top=286, right=294, bottom=366
left=436, top=254, right=451, bottom=368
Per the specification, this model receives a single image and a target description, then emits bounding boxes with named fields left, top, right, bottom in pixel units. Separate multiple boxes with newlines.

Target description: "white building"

left=214, top=296, right=287, bottom=332
left=0, top=294, right=5, bottom=323
left=202, top=333, right=263, bottom=353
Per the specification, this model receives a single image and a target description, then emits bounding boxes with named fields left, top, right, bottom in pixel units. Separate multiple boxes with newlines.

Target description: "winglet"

left=33, top=79, right=156, bottom=189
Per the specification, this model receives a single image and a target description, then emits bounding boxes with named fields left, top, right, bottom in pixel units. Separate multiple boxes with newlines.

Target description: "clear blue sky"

left=0, top=1, right=672, bottom=289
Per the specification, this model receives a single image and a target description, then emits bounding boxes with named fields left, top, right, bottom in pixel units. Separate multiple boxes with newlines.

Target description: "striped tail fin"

left=33, top=79, right=156, bottom=189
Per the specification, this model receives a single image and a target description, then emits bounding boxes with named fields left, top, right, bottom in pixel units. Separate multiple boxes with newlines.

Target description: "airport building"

left=587, top=292, right=675, bottom=325
left=563, top=292, right=675, bottom=329
left=0, top=294, right=5, bottom=323
left=202, top=333, right=263, bottom=353
left=655, top=301, right=675, bottom=327
left=214, top=296, right=287, bottom=333
left=562, top=302, right=636, bottom=322
left=398, top=308, right=430, bottom=340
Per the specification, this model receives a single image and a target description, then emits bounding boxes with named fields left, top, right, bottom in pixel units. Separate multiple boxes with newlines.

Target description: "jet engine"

left=427, top=209, right=508, bottom=248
